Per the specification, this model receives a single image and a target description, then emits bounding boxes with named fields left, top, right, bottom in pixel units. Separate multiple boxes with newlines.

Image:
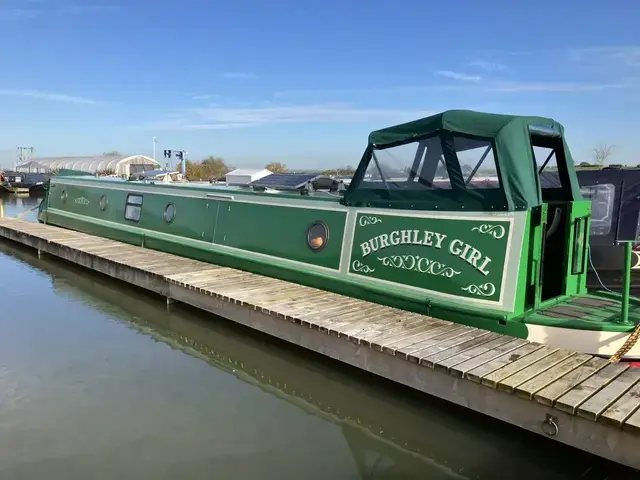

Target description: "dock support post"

left=166, top=297, right=175, bottom=306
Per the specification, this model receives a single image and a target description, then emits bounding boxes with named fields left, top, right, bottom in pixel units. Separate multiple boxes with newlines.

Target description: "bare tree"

left=591, top=144, right=615, bottom=166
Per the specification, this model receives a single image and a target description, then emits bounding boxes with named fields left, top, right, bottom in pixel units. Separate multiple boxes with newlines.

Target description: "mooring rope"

left=609, top=322, right=640, bottom=363
left=13, top=202, right=42, bottom=218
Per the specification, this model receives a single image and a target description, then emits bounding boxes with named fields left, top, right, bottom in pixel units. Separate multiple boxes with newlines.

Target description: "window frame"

left=163, top=202, right=177, bottom=224
left=124, top=193, right=143, bottom=222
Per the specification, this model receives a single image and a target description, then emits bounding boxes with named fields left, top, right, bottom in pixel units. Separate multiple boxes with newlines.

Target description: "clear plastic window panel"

left=362, top=136, right=451, bottom=189
left=580, top=184, right=614, bottom=236
left=453, top=137, right=499, bottom=189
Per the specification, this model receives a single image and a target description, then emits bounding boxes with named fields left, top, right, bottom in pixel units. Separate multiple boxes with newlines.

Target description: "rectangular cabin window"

left=124, top=193, right=143, bottom=222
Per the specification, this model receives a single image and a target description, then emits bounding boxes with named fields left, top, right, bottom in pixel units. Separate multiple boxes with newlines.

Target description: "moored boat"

left=1, top=171, right=48, bottom=194
left=36, top=109, right=640, bottom=361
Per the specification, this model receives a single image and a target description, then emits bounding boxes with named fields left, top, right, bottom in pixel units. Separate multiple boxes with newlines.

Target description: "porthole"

left=163, top=203, right=176, bottom=223
left=61, top=189, right=67, bottom=203
left=99, top=195, right=108, bottom=211
left=307, top=221, right=329, bottom=252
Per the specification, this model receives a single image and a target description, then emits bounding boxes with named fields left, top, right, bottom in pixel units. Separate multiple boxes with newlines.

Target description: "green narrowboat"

left=37, top=109, right=640, bottom=361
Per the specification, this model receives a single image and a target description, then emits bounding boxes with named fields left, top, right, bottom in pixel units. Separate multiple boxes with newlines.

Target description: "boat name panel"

left=349, top=213, right=512, bottom=303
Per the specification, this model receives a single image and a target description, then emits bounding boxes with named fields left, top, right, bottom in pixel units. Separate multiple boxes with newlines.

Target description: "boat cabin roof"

left=343, top=109, right=583, bottom=212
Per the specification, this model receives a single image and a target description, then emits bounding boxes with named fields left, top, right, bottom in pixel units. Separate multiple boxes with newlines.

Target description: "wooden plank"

left=361, top=315, right=437, bottom=345
left=388, top=324, right=468, bottom=356
left=478, top=346, right=559, bottom=388
left=262, top=293, right=344, bottom=320
left=249, top=284, right=326, bottom=305
left=434, top=335, right=516, bottom=373
left=296, top=298, right=367, bottom=327
left=623, top=405, right=640, bottom=434
left=184, top=269, right=247, bottom=288
left=600, top=379, right=640, bottom=427
left=367, top=317, right=446, bottom=348
left=166, top=268, right=227, bottom=285
left=214, top=276, right=281, bottom=298
left=233, top=284, right=311, bottom=305
left=322, top=305, right=391, bottom=335
left=401, top=327, right=477, bottom=363
left=367, top=318, right=448, bottom=349
left=494, top=349, right=576, bottom=393
left=515, top=353, right=593, bottom=399
left=54, top=238, right=109, bottom=249
left=255, top=289, right=333, bottom=312
left=338, top=311, right=421, bottom=342
left=577, top=368, right=640, bottom=421
left=192, top=271, right=258, bottom=290
left=411, top=329, right=491, bottom=365
left=146, top=261, right=208, bottom=276
left=296, top=299, right=374, bottom=326
left=421, top=330, right=504, bottom=368
left=533, top=357, right=609, bottom=406
left=276, top=293, right=354, bottom=317
left=463, top=342, right=544, bottom=384
left=76, top=244, right=135, bottom=255
left=554, top=363, right=629, bottom=414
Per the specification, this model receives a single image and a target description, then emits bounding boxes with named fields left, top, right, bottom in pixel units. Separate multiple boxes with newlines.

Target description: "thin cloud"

left=133, top=103, right=431, bottom=131
left=0, top=8, right=40, bottom=20
left=488, top=81, right=624, bottom=93
left=435, top=70, right=482, bottom=82
left=0, top=3, right=123, bottom=20
left=274, top=84, right=466, bottom=98
left=192, top=94, right=227, bottom=101
left=568, top=45, right=640, bottom=68
left=0, top=89, right=101, bottom=104
left=220, top=72, right=258, bottom=79
left=275, top=77, right=632, bottom=98
left=469, top=60, right=506, bottom=71
left=61, top=5, right=125, bottom=15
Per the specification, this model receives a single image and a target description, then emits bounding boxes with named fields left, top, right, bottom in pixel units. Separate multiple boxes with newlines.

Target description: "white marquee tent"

left=18, top=155, right=160, bottom=177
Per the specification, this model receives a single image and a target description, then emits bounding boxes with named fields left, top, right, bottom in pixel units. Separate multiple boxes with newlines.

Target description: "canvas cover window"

left=580, top=183, right=614, bottom=236
left=454, top=137, right=500, bottom=190
left=361, top=136, right=451, bottom=189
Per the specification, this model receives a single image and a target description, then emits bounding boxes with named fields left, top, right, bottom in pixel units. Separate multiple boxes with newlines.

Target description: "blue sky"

left=0, top=0, right=638, bottom=170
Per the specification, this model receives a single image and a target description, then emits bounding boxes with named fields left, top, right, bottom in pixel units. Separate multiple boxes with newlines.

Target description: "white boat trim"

left=526, top=323, right=640, bottom=359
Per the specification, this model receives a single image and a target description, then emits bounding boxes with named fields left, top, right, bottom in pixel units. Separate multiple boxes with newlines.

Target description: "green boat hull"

left=39, top=178, right=534, bottom=338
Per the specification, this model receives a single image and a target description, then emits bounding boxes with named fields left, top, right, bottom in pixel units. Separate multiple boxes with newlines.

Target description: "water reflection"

left=0, top=193, right=44, bottom=221
left=0, top=243, right=637, bottom=479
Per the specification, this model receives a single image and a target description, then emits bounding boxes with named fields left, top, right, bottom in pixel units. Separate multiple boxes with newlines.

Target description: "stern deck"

left=527, top=294, right=640, bottom=332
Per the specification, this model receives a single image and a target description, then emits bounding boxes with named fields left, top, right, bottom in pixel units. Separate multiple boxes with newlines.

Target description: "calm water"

left=0, top=195, right=638, bottom=479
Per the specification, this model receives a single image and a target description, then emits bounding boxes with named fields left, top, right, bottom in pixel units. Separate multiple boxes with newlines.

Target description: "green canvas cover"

left=343, top=109, right=583, bottom=211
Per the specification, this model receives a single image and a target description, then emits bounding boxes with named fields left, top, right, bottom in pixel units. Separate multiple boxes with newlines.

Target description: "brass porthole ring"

left=307, top=221, right=329, bottom=252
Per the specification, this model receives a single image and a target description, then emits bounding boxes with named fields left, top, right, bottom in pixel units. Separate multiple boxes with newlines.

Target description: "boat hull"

left=36, top=176, right=640, bottom=359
